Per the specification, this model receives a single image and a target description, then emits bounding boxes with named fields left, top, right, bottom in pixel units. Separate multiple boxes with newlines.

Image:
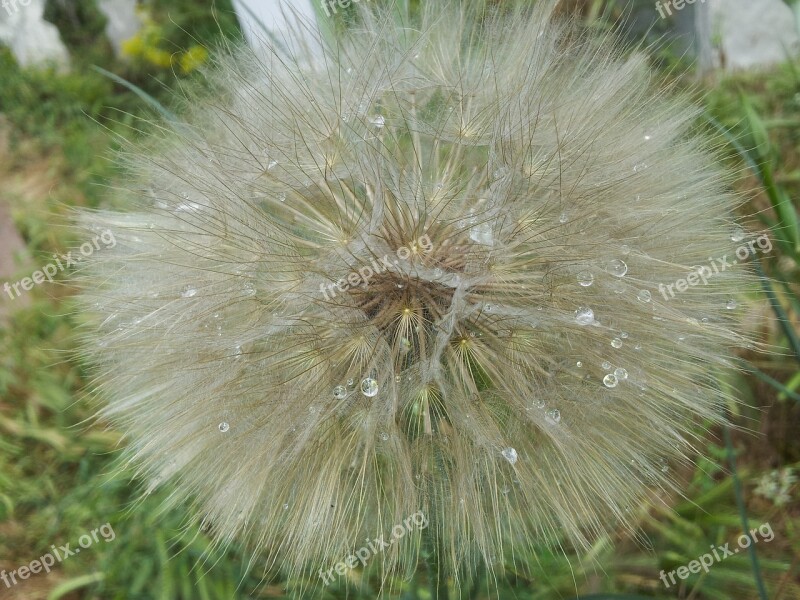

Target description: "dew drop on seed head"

left=633, top=162, right=648, bottom=172
left=602, top=361, right=612, bottom=370
left=637, top=289, right=651, bottom=303
left=181, top=286, right=197, bottom=298
left=726, top=299, right=737, bottom=310
left=333, top=385, right=347, bottom=399
left=267, top=160, right=278, bottom=170
left=218, top=422, right=230, bottom=433
left=534, top=398, right=546, bottom=409
left=575, top=307, right=594, bottom=325
left=620, top=332, right=629, bottom=339
left=433, top=267, right=442, bottom=278
left=278, top=192, right=286, bottom=202
left=360, top=378, right=379, bottom=397
left=577, top=271, right=594, bottom=287
left=607, top=259, right=628, bottom=277
left=611, top=338, right=623, bottom=349
left=576, top=361, right=583, bottom=367
left=559, top=211, right=568, bottom=224
left=379, top=432, right=389, bottom=441
left=501, top=447, right=518, bottom=465
left=614, top=367, right=628, bottom=380
left=546, top=409, right=561, bottom=424
left=603, top=374, right=618, bottom=388
left=347, top=378, right=355, bottom=387
left=731, top=226, right=745, bottom=242
left=369, top=115, right=385, bottom=128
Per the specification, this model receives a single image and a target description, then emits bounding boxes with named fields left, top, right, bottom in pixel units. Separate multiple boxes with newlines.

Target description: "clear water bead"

left=575, top=307, right=594, bottom=325
left=369, top=115, right=385, bottom=128
left=501, top=447, right=518, bottom=465
left=278, top=192, right=286, bottom=202
left=637, top=290, right=652, bottom=303
left=611, top=338, right=623, bottom=349
left=607, top=259, right=628, bottom=277
left=347, top=378, right=355, bottom=388
left=731, top=226, right=745, bottom=242
left=602, top=361, right=612, bottom=370
left=545, top=409, right=561, bottom=424
left=577, top=271, right=594, bottom=287
left=218, top=422, right=230, bottom=433
left=726, top=299, right=737, bottom=310
left=360, top=378, right=379, bottom=397
left=333, top=385, right=347, bottom=399
left=603, top=374, right=618, bottom=388
left=181, top=286, right=197, bottom=298
left=614, top=367, right=628, bottom=380
left=379, top=432, right=389, bottom=441
left=534, top=398, right=546, bottom=409
left=559, top=212, right=568, bottom=224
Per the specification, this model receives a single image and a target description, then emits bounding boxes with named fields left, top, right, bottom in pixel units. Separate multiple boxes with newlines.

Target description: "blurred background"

left=0, top=1, right=797, bottom=598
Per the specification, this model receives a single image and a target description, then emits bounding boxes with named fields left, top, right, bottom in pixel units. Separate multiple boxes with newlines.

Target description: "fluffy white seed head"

left=75, top=1, right=755, bottom=591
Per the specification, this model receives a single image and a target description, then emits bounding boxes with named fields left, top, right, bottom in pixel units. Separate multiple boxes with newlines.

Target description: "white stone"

left=708, top=0, right=799, bottom=71
left=232, top=0, right=322, bottom=60
left=0, top=0, right=69, bottom=69
left=97, top=0, right=142, bottom=59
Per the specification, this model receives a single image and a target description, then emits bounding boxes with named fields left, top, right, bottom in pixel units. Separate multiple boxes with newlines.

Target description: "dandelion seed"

left=74, top=1, right=756, bottom=590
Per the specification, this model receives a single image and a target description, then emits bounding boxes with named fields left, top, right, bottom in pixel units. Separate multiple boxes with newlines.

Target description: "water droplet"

left=485, top=304, right=493, bottom=312
left=602, top=361, right=612, bottom=370
left=726, top=299, right=737, bottom=310
left=218, top=422, right=230, bottom=433
left=559, top=212, right=568, bottom=224
left=603, top=374, right=618, bottom=388
left=633, top=162, right=648, bottom=173
left=534, top=398, right=546, bottom=409
left=607, top=259, right=628, bottom=277
left=501, top=447, right=518, bottom=465
left=620, top=244, right=630, bottom=255
left=611, top=338, right=623, bottom=349
left=614, top=368, right=628, bottom=380
left=634, top=343, right=642, bottom=350
left=333, top=385, right=347, bottom=399
left=644, top=134, right=652, bottom=141
left=278, top=192, right=286, bottom=202
left=433, top=267, right=443, bottom=278
left=731, top=226, right=745, bottom=242
left=369, top=115, right=385, bottom=128
left=576, top=361, right=583, bottom=368
left=575, top=307, right=594, bottom=325
left=181, top=286, right=197, bottom=298
left=267, top=160, right=278, bottom=170
left=577, top=271, right=594, bottom=287
left=360, top=378, right=378, bottom=397
left=545, top=409, right=561, bottom=424
left=620, top=332, right=629, bottom=339
left=347, top=378, right=355, bottom=388
left=379, top=432, right=389, bottom=441
left=637, top=289, right=651, bottom=303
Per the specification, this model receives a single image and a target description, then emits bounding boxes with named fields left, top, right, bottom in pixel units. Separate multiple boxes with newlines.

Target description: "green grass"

left=0, top=2, right=797, bottom=599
